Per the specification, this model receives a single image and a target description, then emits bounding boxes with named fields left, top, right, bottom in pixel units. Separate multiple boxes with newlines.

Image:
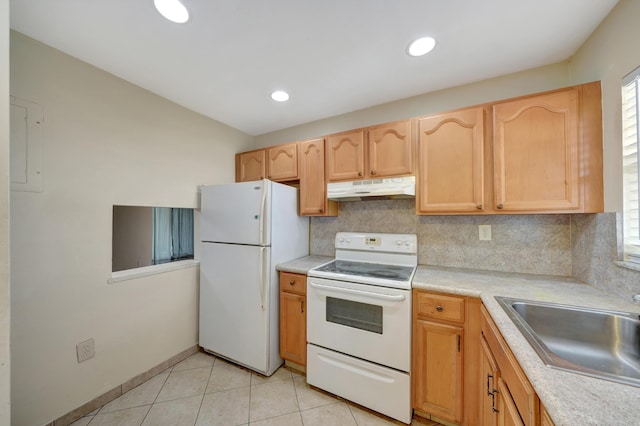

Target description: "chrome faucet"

left=632, top=294, right=640, bottom=304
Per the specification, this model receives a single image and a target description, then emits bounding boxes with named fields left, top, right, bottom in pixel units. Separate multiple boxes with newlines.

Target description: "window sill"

left=614, top=260, right=640, bottom=273
left=108, top=259, right=199, bottom=284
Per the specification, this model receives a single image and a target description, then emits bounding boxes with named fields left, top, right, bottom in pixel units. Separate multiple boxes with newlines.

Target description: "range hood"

left=327, top=176, right=416, bottom=201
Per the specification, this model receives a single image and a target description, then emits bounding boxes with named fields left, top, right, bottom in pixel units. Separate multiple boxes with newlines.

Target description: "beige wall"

left=9, top=32, right=253, bottom=425
left=569, top=0, right=640, bottom=212
left=1, top=0, right=11, bottom=424
left=255, top=62, right=571, bottom=146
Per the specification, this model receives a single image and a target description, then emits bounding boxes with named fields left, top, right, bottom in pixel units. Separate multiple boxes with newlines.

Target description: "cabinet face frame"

left=417, top=108, right=485, bottom=213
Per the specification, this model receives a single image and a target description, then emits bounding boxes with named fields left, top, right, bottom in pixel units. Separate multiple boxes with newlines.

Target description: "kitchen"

left=2, top=1, right=640, bottom=425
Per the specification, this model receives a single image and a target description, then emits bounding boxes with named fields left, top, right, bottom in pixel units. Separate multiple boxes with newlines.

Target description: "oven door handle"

left=309, top=282, right=406, bottom=301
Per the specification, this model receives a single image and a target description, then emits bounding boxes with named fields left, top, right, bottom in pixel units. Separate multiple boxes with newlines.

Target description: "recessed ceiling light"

left=154, top=0, right=189, bottom=24
left=271, top=91, right=290, bottom=102
left=407, top=37, right=436, bottom=57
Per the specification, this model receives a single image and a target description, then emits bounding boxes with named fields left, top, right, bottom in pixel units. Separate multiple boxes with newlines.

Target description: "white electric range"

left=306, top=232, right=417, bottom=424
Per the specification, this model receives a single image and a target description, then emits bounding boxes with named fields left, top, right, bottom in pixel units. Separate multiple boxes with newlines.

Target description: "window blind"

left=622, top=66, right=640, bottom=261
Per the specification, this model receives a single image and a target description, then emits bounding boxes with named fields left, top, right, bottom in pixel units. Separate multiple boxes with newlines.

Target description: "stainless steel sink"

left=495, top=296, right=640, bottom=387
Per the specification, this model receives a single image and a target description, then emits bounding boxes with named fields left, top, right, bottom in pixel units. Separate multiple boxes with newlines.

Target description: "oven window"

left=326, top=297, right=383, bottom=334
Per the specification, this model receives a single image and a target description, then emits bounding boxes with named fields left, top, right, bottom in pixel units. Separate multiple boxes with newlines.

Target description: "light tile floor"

left=70, top=352, right=441, bottom=426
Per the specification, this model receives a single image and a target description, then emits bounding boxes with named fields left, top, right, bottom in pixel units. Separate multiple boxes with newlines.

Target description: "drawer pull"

left=289, top=280, right=295, bottom=286
left=436, top=305, right=443, bottom=312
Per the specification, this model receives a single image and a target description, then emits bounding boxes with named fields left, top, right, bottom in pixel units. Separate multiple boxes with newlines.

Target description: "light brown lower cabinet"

left=480, top=305, right=540, bottom=426
left=539, top=404, right=555, bottom=426
left=412, top=290, right=480, bottom=425
left=279, top=272, right=306, bottom=366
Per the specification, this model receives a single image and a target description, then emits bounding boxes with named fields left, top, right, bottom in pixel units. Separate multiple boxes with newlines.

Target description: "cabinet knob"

left=358, top=172, right=363, bottom=177
left=497, top=204, right=504, bottom=209
left=289, top=280, right=295, bottom=286
left=370, top=170, right=376, bottom=175
left=436, top=305, right=443, bottom=312
left=476, top=204, right=483, bottom=210
left=260, top=176, right=264, bottom=180
left=267, top=175, right=271, bottom=179
left=319, top=208, right=324, bottom=213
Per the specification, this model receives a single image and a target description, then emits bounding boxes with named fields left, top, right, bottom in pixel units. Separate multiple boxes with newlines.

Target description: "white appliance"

left=327, top=175, right=416, bottom=201
left=199, top=179, right=309, bottom=376
left=306, top=232, right=417, bottom=424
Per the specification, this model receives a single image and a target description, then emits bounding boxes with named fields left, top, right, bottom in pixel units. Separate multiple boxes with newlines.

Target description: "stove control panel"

left=335, top=232, right=417, bottom=254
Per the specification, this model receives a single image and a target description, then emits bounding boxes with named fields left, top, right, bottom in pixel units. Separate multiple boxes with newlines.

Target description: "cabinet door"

left=413, top=319, right=463, bottom=423
left=496, top=378, right=525, bottom=426
left=418, top=108, right=485, bottom=213
left=267, top=143, right=298, bottom=181
left=299, top=138, right=336, bottom=216
left=493, top=88, right=580, bottom=212
left=540, top=403, right=555, bottom=426
left=368, top=120, right=413, bottom=178
left=326, top=130, right=365, bottom=181
left=480, top=336, right=499, bottom=426
left=236, top=150, right=266, bottom=182
left=279, top=291, right=306, bottom=365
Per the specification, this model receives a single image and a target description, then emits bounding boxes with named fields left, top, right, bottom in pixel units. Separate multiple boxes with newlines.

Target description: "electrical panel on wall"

left=10, top=95, right=44, bottom=193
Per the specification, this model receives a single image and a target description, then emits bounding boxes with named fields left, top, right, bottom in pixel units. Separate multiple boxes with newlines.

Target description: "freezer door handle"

left=259, top=247, right=267, bottom=310
left=309, top=282, right=406, bottom=302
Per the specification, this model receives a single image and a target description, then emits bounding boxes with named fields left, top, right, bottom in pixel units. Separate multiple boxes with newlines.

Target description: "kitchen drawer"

left=481, top=305, right=538, bottom=425
left=414, top=291, right=465, bottom=323
left=279, top=272, right=306, bottom=295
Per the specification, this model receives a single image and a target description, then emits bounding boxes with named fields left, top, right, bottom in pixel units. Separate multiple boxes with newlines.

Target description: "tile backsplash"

left=310, top=199, right=572, bottom=276
left=310, top=200, right=640, bottom=301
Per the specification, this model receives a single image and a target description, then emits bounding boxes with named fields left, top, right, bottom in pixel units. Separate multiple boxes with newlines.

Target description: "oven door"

left=307, top=276, right=411, bottom=372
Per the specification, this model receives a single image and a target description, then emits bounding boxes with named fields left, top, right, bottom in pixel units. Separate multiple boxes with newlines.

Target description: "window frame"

left=622, top=65, right=640, bottom=263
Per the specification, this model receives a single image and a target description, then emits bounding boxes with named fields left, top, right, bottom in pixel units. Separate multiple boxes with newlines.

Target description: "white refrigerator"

left=199, top=180, right=309, bottom=376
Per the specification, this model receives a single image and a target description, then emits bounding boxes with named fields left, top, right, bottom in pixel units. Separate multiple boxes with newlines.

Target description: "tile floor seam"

left=194, top=357, right=218, bottom=426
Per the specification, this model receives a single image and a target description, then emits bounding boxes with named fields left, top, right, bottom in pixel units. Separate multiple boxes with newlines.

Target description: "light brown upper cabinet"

left=417, top=108, right=485, bottom=213
left=493, top=89, right=579, bottom=212
left=417, top=82, right=603, bottom=215
left=492, top=83, right=603, bottom=213
left=368, top=120, right=414, bottom=178
left=326, top=130, right=366, bottom=181
left=326, top=120, right=414, bottom=182
left=266, top=142, right=298, bottom=181
left=236, top=142, right=298, bottom=183
left=236, top=149, right=266, bottom=182
left=298, top=138, right=338, bottom=216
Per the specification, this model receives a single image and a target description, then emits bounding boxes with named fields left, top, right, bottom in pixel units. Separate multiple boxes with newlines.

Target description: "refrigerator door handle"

left=259, top=246, right=267, bottom=310
left=259, top=181, right=267, bottom=245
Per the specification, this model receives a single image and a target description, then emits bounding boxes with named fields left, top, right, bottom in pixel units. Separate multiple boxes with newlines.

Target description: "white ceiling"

left=10, top=0, right=618, bottom=136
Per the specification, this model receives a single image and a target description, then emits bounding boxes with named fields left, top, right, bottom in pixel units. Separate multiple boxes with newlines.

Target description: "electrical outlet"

left=76, top=338, right=95, bottom=363
left=479, top=225, right=492, bottom=241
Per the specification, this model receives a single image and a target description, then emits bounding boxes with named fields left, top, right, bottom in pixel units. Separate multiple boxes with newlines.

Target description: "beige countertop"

left=277, top=257, right=640, bottom=425
left=414, top=265, right=640, bottom=426
left=276, top=255, right=332, bottom=275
